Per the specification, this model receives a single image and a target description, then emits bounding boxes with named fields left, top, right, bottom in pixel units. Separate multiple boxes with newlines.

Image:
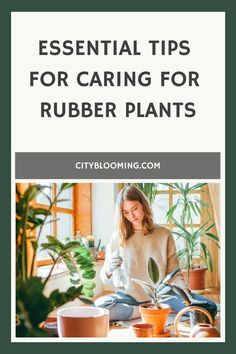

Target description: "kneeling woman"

left=95, top=186, right=217, bottom=322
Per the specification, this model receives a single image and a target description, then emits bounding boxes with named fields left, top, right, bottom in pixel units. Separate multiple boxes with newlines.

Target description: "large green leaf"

left=24, top=185, right=46, bottom=203
left=148, top=257, right=159, bottom=284
left=48, top=285, right=84, bottom=308
left=60, top=183, right=77, bottom=191
left=155, top=283, right=171, bottom=295
left=69, top=278, right=80, bottom=285
left=82, top=269, right=96, bottom=279
left=32, top=208, right=51, bottom=216
left=189, top=183, right=207, bottom=191
left=173, top=218, right=191, bottom=236
left=16, top=277, right=52, bottom=336
left=166, top=203, right=178, bottom=222
left=83, top=282, right=96, bottom=290
left=79, top=297, right=94, bottom=305
left=206, top=232, right=219, bottom=242
left=81, top=288, right=94, bottom=298
left=40, top=243, right=62, bottom=254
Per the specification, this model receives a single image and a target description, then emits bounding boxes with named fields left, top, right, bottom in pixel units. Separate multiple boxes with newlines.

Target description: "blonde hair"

left=114, top=186, right=154, bottom=247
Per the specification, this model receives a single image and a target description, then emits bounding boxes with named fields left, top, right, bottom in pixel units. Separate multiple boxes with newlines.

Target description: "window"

left=16, top=183, right=92, bottom=267
left=36, top=183, right=74, bottom=263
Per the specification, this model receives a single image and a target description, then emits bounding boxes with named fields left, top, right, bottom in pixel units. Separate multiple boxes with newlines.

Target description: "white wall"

left=92, top=183, right=118, bottom=247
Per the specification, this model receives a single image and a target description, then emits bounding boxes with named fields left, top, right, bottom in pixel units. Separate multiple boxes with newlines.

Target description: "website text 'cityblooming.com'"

left=75, top=161, right=161, bottom=170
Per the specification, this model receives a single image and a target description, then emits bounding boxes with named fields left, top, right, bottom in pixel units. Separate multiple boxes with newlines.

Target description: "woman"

left=95, top=186, right=217, bottom=322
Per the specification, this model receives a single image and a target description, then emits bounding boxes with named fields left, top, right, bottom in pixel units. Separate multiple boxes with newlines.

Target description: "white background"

left=12, top=12, right=225, bottom=153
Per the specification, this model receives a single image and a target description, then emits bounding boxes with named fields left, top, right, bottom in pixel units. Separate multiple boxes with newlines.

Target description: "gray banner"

left=15, top=152, right=220, bottom=179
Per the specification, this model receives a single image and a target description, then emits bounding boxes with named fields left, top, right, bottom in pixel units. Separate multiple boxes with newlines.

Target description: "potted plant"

left=97, top=245, right=106, bottom=261
left=16, top=183, right=96, bottom=337
left=163, top=183, right=220, bottom=290
left=132, top=257, right=179, bottom=337
left=76, top=233, right=97, bottom=261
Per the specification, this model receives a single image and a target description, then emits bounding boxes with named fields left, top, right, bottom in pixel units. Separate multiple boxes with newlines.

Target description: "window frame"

left=153, top=185, right=203, bottom=230
left=16, top=183, right=92, bottom=268
left=35, top=183, right=75, bottom=266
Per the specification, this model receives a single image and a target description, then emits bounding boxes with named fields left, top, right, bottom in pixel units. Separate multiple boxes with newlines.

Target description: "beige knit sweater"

left=100, top=224, right=188, bottom=302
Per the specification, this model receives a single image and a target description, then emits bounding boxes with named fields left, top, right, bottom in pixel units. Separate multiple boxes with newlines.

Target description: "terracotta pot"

left=97, top=251, right=105, bottom=261
left=182, top=267, right=207, bottom=290
left=139, top=303, right=170, bottom=337
left=132, top=323, right=154, bottom=337
left=57, top=307, right=109, bottom=337
left=190, top=323, right=220, bottom=338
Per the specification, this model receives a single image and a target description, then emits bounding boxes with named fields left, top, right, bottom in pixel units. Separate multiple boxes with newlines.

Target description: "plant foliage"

left=162, top=183, right=220, bottom=281
left=16, top=183, right=96, bottom=337
left=132, top=257, right=178, bottom=309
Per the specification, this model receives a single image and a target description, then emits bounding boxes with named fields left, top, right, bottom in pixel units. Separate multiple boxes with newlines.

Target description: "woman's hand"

left=106, top=255, right=123, bottom=278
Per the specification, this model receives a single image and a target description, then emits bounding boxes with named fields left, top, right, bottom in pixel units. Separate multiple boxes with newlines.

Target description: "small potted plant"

left=97, top=245, right=106, bottom=261
left=80, top=234, right=96, bottom=261
left=132, top=257, right=179, bottom=337
left=86, top=235, right=97, bottom=261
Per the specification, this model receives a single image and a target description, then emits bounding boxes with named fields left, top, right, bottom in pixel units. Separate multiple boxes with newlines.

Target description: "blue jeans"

left=94, top=291, right=217, bottom=322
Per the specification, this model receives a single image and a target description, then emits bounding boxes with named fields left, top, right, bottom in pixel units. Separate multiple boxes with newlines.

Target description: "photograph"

left=15, top=182, right=221, bottom=341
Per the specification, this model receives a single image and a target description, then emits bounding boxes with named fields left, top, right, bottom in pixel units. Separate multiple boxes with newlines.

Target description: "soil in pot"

left=182, top=267, right=207, bottom=290
left=139, top=303, right=170, bottom=337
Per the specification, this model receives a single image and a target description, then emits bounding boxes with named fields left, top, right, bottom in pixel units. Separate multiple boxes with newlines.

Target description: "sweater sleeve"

left=100, top=232, right=119, bottom=285
left=166, top=230, right=189, bottom=290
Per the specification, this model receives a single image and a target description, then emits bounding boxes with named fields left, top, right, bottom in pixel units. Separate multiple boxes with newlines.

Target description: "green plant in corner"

left=162, top=183, right=220, bottom=284
left=16, top=183, right=96, bottom=337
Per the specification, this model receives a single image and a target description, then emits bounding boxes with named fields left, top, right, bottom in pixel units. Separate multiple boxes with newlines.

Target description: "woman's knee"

left=94, top=295, right=135, bottom=321
left=94, top=294, right=117, bottom=309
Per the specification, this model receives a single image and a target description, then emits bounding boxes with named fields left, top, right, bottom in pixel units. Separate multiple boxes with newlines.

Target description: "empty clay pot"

left=57, top=306, right=109, bottom=337
left=132, top=323, right=154, bottom=337
left=190, top=323, right=220, bottom=338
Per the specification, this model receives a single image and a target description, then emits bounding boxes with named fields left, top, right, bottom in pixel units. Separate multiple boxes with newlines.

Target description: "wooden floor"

left=200, top=287, right=220, bottom=303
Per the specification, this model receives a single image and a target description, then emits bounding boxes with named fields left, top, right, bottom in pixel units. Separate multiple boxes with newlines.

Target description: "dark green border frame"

left=1, top=0, right=234, bottom=353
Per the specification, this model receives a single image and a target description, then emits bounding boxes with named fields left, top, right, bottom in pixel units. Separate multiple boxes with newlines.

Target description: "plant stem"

left=30, top=190, right=62, bottom=277
left=42, top=254, right=61, bottom=288
left=21, top=195, right=30, bottom=281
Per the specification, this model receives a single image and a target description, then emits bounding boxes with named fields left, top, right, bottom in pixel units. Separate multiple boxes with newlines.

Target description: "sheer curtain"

left=208, top=183, right=221, bottom=288
left=208, top=183, right=220, bottom=236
